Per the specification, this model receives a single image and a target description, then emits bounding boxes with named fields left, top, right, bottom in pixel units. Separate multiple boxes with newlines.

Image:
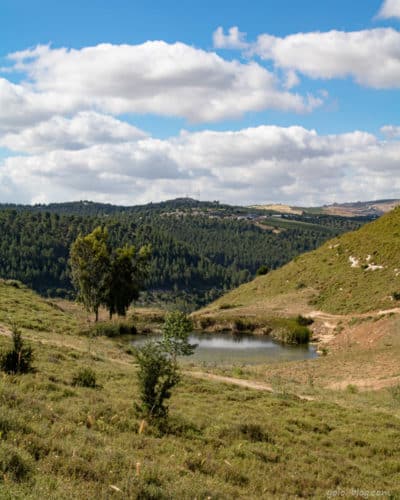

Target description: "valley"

left=0, top=203, right=399, bottom=498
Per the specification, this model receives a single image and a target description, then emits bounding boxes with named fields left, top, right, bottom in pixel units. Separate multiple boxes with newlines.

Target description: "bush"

left=231, top=319, right=256, bottom=333
left=0, top=325, right=34, bottom=374
left=392, top=292, right=400, bottom=301
left=285, top=325, right=310, bottom=344
left=199, top=317, right=216, bottom=329
left=135, top=312, right=196, bottom=421
left=256, top=265, right=269, bottom=276
left=135, top=341, right=179, bottom=419
left=84, top=320, right=137, bottom=338
left=72, top=367, right=97, bottom=388
left=296, top=315, right=314, bottom=326
left=271, top=319, right=311, bottom=344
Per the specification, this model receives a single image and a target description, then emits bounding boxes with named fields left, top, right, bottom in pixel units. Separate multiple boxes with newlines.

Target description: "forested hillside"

left=0, top=199, right=369, bottom=308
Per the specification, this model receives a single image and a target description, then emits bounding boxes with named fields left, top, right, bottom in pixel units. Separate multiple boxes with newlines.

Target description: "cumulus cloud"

left=215, top=25, right=400, bottom=89
left=1, top=41, right=320, bottom=130
left=1, top=124, right=399, bottom=206
left=213, top=26, right=249, bottom=49
left=0, top=111, right=146, bottom=154
left=381, top=125, right=400, bottom=138
left=251, top=28, right=400, bottom=88
left=377, top=0, right=400, bottom=19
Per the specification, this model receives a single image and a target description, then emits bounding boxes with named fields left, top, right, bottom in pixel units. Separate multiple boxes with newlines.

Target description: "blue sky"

left=0, top=0, right=400, bottom=205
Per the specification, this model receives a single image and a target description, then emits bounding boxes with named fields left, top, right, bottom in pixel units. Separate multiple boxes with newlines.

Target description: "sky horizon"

left=1, top=0, right=400, bottom=206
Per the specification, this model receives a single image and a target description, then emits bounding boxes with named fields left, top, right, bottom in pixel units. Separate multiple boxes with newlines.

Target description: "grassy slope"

left=0, top=282, right=399, bottom=497
left=200, top=207, right=400, bottom=317
left=0, top=280, right=79, bottom=334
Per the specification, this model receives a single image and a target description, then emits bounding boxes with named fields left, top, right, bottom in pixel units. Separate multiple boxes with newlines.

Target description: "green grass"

left=0, top=334, right=399, bottom=498
left=0, top=275, right=400, bottom=497
left=0, top=280, right=79, bottom=334
left=204, top=207, right=400, bottom=315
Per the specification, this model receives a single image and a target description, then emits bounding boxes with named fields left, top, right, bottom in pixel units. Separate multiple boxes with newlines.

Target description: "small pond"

left=131, top=332, right=317, bottom=365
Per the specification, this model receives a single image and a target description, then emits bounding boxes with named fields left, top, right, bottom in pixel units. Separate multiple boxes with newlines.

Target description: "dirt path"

left=309, top=307, right=400, bottom=323
left=327, top=376, right=400, bottom=391
left=187, top=370, right=314, bottom=400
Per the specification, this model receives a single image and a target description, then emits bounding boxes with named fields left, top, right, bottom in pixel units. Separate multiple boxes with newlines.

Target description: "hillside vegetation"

left=0, top=199, right=366, bottom=308
left=0, top=281, right=399, bottom=498
left=200, top=207, right=400, bottom=319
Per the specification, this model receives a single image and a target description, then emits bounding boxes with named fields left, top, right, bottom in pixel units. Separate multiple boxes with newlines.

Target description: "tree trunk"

left=95, top=308, right=99, bottom=322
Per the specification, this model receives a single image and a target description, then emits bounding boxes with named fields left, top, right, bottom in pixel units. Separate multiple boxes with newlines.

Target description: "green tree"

left=106, top=244, right=151, bottom=319
left=161, top=311, right=195, bottom=362
left=69, top=227, right=110, bottom=321
left=135, top=341, right=180, bottom=419
left=135, top=312, right=195, bottom=420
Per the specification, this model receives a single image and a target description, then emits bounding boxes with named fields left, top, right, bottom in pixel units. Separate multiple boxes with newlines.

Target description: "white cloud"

left=213, top=26, right=249, bottom=49
left=1, top=124, right=399, bottom=206
left=0, top=111, right=146, bottom=154
left=251, top=28, right=400, bottom=88
left=2, top=41, right=320, bottom=129
left=377, top=0, right=400, bottom=19
left=0, top=77, right=75, bottom=133
left=283, top=70, right=300, bottom=89
left=381, top=125, right=400, bottom=138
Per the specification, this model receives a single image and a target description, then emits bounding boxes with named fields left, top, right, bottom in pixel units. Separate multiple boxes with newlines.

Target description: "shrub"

left=4, top=279, right=24, bottom=288
left=392, top=292, right=400, bottom=301
left=271, top=319, right=311, bottom=344
left=135, top=341, right=180, bottom=419
left=296, top=315, right=314, bottom=326
left=285, top=325, right=310, bottom=344
left=135, top=312, right=196, bottom=421
left=232, top=319, right=255, bottom=333
left=218, top=423, right=272, bottom=443
left=72, top=367, right=97, bottom=388
left=85, top=320, right=137, bottom=338
left=199, top=317, right=216, bottom=329
left=256, top=265, right=269, bottom=276
left=0, top=325, right=34, bottom=374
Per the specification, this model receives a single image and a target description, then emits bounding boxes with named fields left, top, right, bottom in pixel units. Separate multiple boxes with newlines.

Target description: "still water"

left=131, top=332, right=317, bottom=365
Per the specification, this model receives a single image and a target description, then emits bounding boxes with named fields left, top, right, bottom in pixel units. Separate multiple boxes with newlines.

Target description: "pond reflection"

left=131, top=332, right=317, bottom=365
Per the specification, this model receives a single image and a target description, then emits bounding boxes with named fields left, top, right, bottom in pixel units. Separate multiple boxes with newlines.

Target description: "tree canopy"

left=70, top=227, right=110, bottom=321
left=69, top=227, right=150, bottom=320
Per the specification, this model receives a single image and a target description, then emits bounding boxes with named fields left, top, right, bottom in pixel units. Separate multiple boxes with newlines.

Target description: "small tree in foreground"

left=0, top=326, right=33, bottom=374
left=135, top=341, right=180, bottom=419
left=162, top=311, right=195, bottom=362
left=135, top=312, right=195, bottom=420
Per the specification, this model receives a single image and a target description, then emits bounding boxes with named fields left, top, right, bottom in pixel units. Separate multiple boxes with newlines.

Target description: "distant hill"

left=252, top=199, right=400, bottom=218
left=199, top=206, right=400, bottom=317
left=0, top=198, right=368, bottom=308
